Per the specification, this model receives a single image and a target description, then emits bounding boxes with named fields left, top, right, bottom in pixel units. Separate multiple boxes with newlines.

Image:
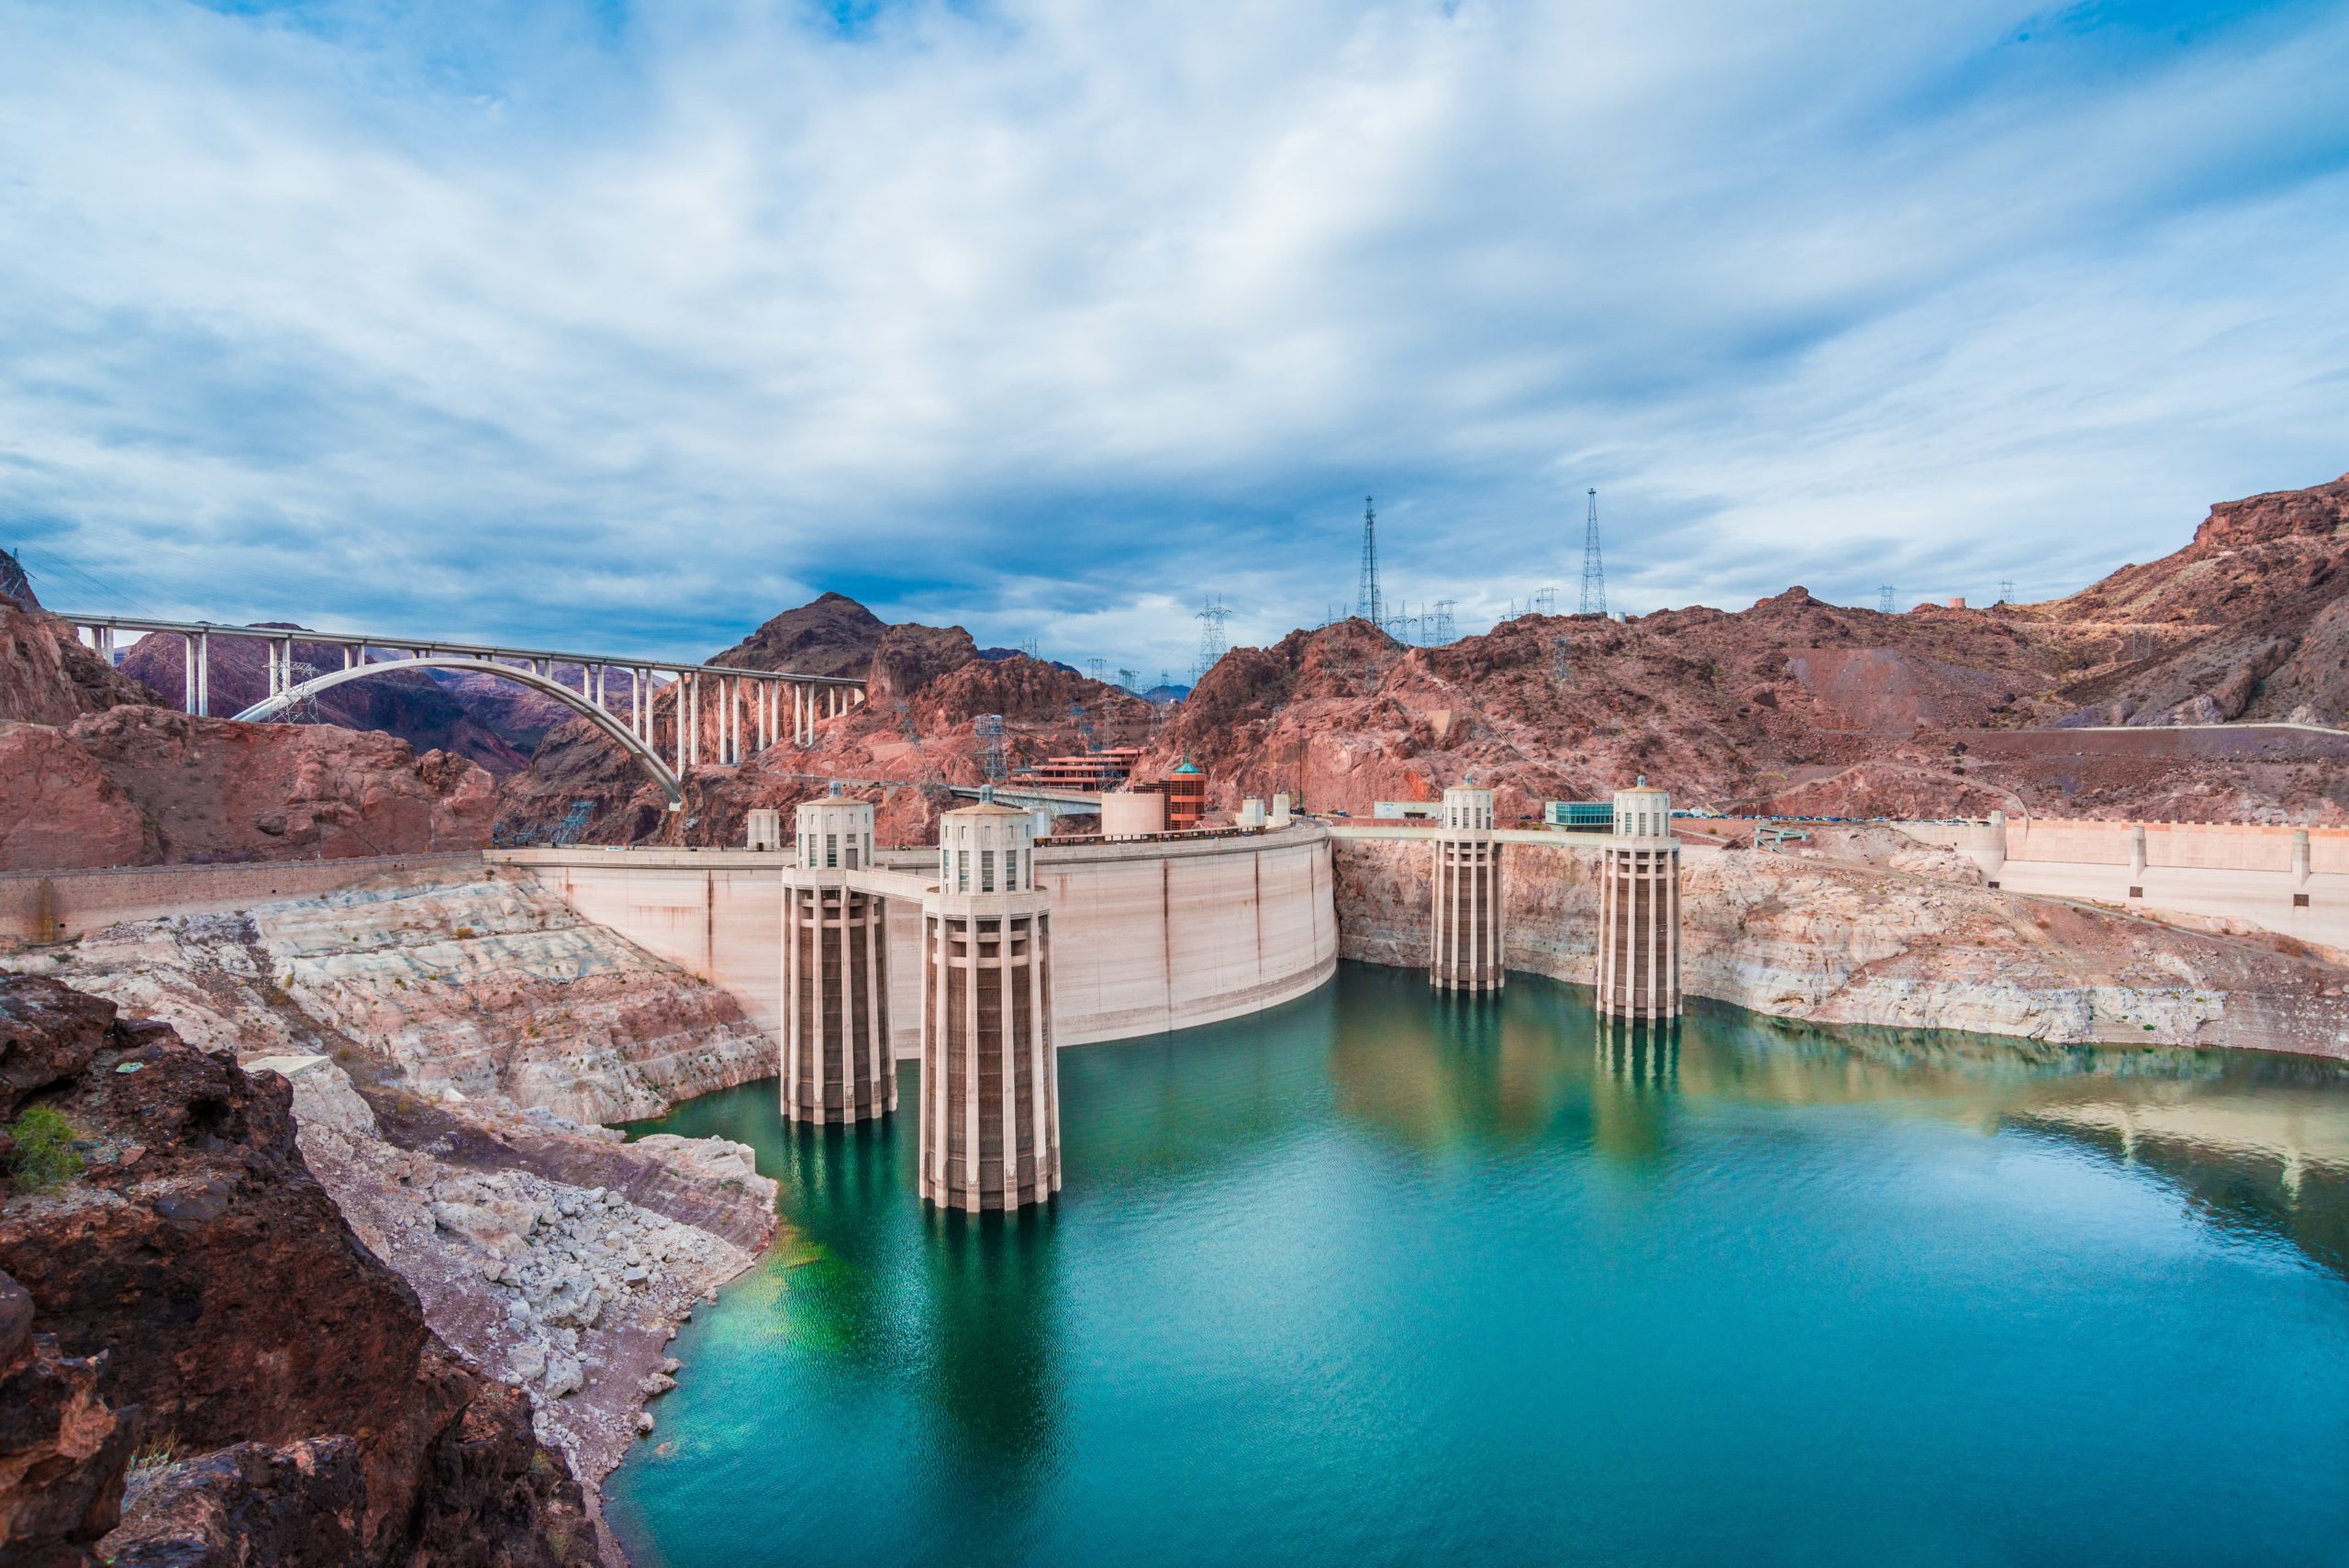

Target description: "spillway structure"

left=919, top=798, right=1061, bottom=1213
left=1430, top=784, right=1504, bottom=991
left=1596, top=776, right=1681, bottom=1022
left=780, top=795, right=895, bottom=1124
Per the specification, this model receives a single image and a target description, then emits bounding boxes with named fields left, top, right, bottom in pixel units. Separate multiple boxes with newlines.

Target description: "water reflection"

left=918, top=1207, right=1063, bottom=1529
left=613, top=964, right=2349, bottom=1568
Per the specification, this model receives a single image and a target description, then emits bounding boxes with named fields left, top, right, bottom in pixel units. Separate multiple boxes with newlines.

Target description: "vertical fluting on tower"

left=781, top=797, right=893, bottom=1125
left=1430, top=784, right=1504, bottom=991
left=919, top=800, right=1059, bottom=1213
left=1595, top=776, right=1681, bottom=1021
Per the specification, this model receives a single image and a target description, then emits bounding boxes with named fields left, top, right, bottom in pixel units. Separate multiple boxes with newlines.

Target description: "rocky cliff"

left=2032, top=472, right=2349, bottom=728
left=0, top=975, right=600, bottom=1568
left=1331, top=834, right=2349, bottom=1057
left=0, top=601, right=166, bottom=728
left=3, top=866, right=785, bottom=1561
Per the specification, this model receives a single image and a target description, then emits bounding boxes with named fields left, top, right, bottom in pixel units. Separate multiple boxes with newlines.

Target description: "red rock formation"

left=709, top=590, right=889, bottom=677
left=0, top=975, right=596, bottom=1567
left=2031, top=472, right=2349, bottom=728
left=9, top=707, right=496, bottom=870
left=485, top=473, right=2349, bottom=841
left=0, top=726, right=151, bottom=871
left=500, top=607, right=1151, bottom=849
left=0, top=603, right=165, bottom=728
left=0, top=1267, right=128, bottom=1568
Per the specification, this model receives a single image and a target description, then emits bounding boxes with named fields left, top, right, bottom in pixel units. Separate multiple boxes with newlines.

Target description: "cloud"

left=0, top=0, right=2344, bottom=675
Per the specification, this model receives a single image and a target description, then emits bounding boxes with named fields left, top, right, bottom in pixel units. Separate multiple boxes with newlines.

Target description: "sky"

left=1, top=0, right=2345, bottom=678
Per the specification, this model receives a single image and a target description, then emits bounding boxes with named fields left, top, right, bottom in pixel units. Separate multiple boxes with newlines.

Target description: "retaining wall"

left=0, top=853, right=485, bottom=943
left=1897, top=817, right=2349, bottom=873
left=1895, top=817, right=2349, bottom=950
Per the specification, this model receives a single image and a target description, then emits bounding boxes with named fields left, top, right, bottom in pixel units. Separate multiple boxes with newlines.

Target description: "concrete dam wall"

left=495, top=822, right=1340, bottom=1053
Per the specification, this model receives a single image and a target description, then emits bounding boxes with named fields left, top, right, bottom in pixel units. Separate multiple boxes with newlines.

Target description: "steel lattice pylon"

left=1578, top=489, right=1606, bottom=617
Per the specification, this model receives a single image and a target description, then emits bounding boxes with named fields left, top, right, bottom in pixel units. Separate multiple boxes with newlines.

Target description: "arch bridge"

left=59, top=613, right=866, bottom=810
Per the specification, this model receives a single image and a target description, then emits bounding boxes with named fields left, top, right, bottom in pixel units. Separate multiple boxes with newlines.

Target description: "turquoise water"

left=609, top=964, right=2349, bottom=1568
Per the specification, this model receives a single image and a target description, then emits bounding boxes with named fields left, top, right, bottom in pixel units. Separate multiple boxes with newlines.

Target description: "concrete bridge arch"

left=231, top=655, right=684, bottom=808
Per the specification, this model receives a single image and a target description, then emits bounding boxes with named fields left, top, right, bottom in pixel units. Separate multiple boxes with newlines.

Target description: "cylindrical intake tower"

left=919, top=800, right=1060, bottom=1212
left=1431, top=784, right=1504, bottom=991
left=1596, top=777, right=1680, bottom=1021
left=781, top=797, right=893, bottom=1124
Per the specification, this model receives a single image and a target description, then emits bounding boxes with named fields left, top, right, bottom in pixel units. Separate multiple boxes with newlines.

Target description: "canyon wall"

left=1331, top=836, right=2349, bottom=1059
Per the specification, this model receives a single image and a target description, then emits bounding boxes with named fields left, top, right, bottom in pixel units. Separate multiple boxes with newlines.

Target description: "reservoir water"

left=609, top=963, right=2349, bottom=1567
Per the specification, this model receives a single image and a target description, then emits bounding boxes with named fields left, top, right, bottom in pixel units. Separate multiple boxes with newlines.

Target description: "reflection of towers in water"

left=782, top=797, right=895, bottom=1124
left=1596, top=1013, right=1679, bottom=1087
left=1597, top=776, right=1681, bottom=1021
left=1431, top=784, right=1504, bottom=991
left=920, top=799, right=1061, bottom=1212
left=921, top=1208, right=1063, bottom=1505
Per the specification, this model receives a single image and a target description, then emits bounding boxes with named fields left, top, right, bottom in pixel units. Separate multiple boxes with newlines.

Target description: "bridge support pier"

left=781, top=798, right=893, bottom=1124
left=920, top=799, right=1059, bottom=1213
left=1431, top=784, right=1503, bottom=991
left=1597, top=777, right=1681, bottom=1022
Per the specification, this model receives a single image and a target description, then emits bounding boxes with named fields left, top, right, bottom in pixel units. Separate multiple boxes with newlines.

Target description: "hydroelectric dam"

left=489, top=781, right=1684, bottom=1212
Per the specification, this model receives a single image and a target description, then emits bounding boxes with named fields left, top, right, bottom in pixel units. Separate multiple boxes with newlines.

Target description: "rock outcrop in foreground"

left=6, top=864, right=784, bottom=1557
left=0, top=975, right=599, bottom=1567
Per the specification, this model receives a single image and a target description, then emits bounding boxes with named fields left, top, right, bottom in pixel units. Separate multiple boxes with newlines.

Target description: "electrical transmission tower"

left=974, top=714, right=1007, bottom=784
left=1578, top=488, right=1606, bottom=617
left=1878, top=585, right=1896, bottom=614
left=1195, top=595, right=1231, bottom=682
left=1357, top=497, right=1383, bottom=627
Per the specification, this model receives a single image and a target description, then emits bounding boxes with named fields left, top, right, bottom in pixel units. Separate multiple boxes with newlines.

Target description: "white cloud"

left=0, top=0, right=2343, bottom=673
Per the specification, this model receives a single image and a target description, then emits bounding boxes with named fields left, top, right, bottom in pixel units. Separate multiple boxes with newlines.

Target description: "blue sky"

left=2, top=0, right=2345, bottom=675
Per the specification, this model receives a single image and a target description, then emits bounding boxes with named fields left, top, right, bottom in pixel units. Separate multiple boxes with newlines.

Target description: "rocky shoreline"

left=1333, top=828, right=2349, bottom=1058
left=2, top=865, right=786, bottom=1566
